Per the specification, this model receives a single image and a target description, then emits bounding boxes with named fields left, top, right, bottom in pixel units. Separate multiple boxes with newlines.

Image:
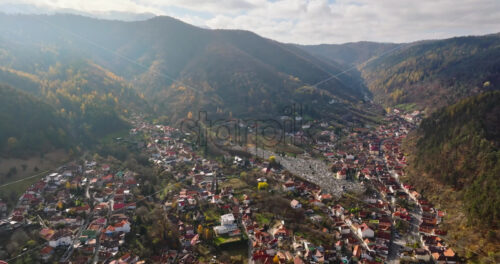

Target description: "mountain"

left=0, top=52, right=147, bottom=153
left=359, top=34, right=500, bottom=110
left=0, top=13, right=372, bottom=123
left=403, top=91, right=500, bottom=261
left=0, top=84, right=71, bottom=157
left=297, top=41, right=401, bottom=65
left=0, top=3, right=156, bottom=21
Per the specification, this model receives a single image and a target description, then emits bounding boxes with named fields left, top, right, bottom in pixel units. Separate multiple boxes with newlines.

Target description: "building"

left=214, top=214, right=238, bottom=235
left=357, top=223, right=374, bottom=238
left=336, top=169, right=347, bottom=180
left=290, top=199, right=302, bottom=209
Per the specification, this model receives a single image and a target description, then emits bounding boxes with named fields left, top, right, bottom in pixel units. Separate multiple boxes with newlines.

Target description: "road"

left=381, top=142, right=423, bottom=263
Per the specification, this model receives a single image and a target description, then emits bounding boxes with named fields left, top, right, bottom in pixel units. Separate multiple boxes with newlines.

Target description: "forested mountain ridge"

left=359, top=34, right=500, bottom=110
left=403, top=91, right=500, bottom=261
left=0, top=13, right=372, bottom=122
left=297, top=41, right=401, bottom=65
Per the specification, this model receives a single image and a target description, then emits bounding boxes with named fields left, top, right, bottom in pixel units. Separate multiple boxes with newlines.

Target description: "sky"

left=0, top=0, right=499, bottom=44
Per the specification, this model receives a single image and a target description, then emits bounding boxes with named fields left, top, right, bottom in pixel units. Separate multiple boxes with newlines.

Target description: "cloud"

left=1, top=0, right=499, bottom=44
left=204, top=0, right=500, bottom=44
left=0, top=0, right=165, bottom=14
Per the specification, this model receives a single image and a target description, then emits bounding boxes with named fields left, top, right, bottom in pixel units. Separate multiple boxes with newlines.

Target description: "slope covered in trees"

left=0, top=14, right=372, bottom=122
left=0, top=84, right=71, bottom=157
left=298, top=41, right=401, bottom=65
left=0, top=59, right=150, bottom=157
left=360, top=34, right=500, bottom=110
left=404, top=91, right=500, bottom=261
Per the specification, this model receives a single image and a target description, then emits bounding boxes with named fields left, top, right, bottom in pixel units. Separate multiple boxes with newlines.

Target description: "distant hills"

left=300, top=34, right=500, bottom=111
left=297, top=41, right=401, bottom=65
left=0, top=13, right=499, bottom=158
left=0, top=14, right=371, bottom=123
left=359, top=34, right=500, bottom=110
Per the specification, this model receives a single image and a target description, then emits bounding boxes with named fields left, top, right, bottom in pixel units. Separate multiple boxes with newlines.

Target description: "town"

left=0, top=109, right=460, bottom=264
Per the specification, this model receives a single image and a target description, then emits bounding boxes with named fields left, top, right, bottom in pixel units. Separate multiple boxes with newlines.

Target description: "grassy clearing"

left=204, top=208, right=220, bottom=223
left=214, top=235, right=241, bottom=246
left=394, top=103, right=418, bottom=112
left=0, top=149, right=70, bottom=208
left=221, top=178, right=248, bottom=190
left=99, top=128, right=131, bottom=144
left=254, top=212, right=273, bottom=225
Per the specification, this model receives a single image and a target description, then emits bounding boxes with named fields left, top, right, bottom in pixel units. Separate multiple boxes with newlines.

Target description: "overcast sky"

left=1, top=0, right=499, bottom=44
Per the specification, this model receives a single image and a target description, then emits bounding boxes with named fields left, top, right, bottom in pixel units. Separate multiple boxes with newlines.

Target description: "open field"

left=0, top=149, right=70, bottom=207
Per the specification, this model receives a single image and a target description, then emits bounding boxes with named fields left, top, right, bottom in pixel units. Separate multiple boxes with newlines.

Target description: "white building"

left=114, top=220, right=131, bottom=233
left=221, top=213, right=235, bottom=225
left=49, top=231, right=72, bottom=247
left=214, top=213, right=238, bottom=235
left=357, top=223, right=374, bottom=238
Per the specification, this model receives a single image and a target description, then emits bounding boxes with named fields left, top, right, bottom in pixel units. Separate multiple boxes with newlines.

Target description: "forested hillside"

left=0, top=60, right=150, bottom=157
left=404, top=91, right=500, bottom=261
left=0, top=84, right=71, bottom=157
left=0, top=14, right=372, bottom=122
left=360, top=34, right=500, bottom=110
left=298, top=41, right=400, bottom=65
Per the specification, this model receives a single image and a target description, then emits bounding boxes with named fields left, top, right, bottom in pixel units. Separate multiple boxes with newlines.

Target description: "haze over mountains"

left=0, top=13, right=499, bottom=156
left=0, top=14, right=370, bottom=122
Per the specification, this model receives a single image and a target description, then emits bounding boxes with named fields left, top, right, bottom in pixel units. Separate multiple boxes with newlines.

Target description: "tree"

left=6, top=137, right=17, bottom=149
left=273, top=254, right=280, bottom=263
left=258, top=182, right=269, bottom=190
left=7, top=166, right=17, bottom=178
left=204, top=228, right=212, bottom=240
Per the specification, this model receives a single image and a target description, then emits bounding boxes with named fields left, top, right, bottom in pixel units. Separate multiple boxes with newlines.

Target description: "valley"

left=0, top=11, right=498, bottom=264
left=1, top=106, right=486, bottom=263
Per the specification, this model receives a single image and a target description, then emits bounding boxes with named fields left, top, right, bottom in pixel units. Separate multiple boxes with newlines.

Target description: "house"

left=73, top=204, right=91, bottom=214
left=40, top=246, right=54, bottom=261
left=39, top=228, right=55, bottom=241
left=357, top=223, right=374, bottom=238
left=290, top=199, right=302, bottom=209
left=339, top=224, right=350, bottom=235
left=214, top=213, right=238, bottom=236
left=273, top=225, right=290, bottom=239
left=101, top=164, right=111, bottom=172
left=336, top=169, right=347, bottom=180
left=283, top=181, right=295, bottom=191
left=414, top=248, right=430, bottom=261
left=319, top=193, right=332, bottom=202
left=114, top=220, right=131, bottom=233
left=49, top=230, right=73, bottom=247
left=234, top=156, right=244, bottom=166
left=221, top=213, right=235, bottom=225
left=443, top=248, right=458, bottom=264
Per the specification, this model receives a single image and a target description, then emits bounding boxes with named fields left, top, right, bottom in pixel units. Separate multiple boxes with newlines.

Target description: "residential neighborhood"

left=0, top=110, right=461, bottom=263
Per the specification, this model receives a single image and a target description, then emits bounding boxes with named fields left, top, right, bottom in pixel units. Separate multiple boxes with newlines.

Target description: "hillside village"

left=0, top=109, right=461, bottom=264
